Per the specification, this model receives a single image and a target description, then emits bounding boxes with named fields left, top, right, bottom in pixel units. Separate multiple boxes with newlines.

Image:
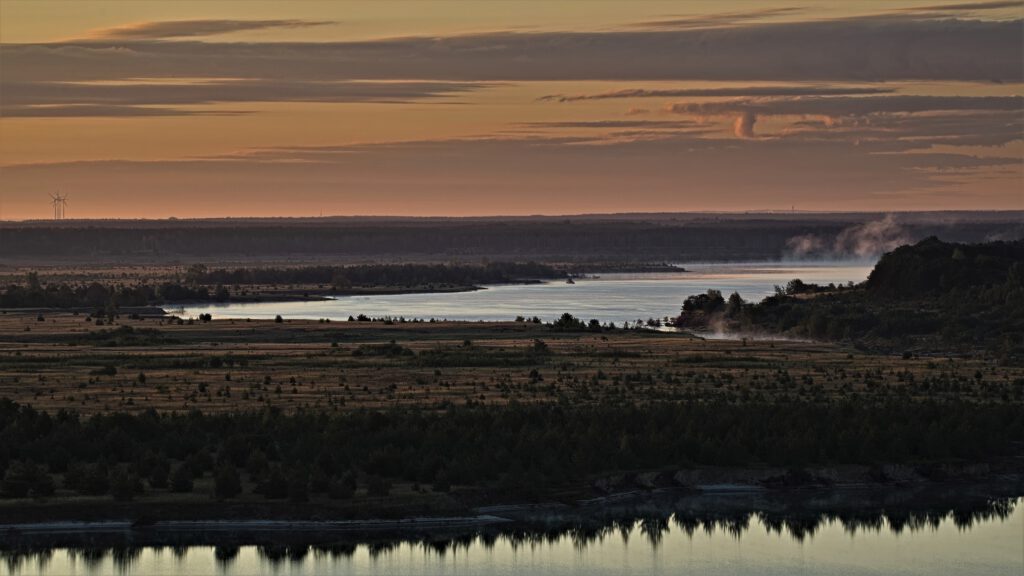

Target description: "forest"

left=1, top=399, right=1020, bottom=502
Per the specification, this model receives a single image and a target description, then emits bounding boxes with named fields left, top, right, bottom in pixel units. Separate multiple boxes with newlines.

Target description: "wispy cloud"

left=80, top=19, right=335, bottom=41
left=896, top=1, right=1022, bottom=13
left=780, top=110, right=1024, bottom=148
left=626, top=7, right=804, bottom=30
left=7, top=15, right=1021, bottom=83
left=667, top=95, right=1024, bottom=117
left=539, top=86, right=896, bottom=103
left=517, top=120, right=701, bottom=129
left=1, top=104, right=252, bottom=118
left=667, top=95, right=1024, bottom=141
left=0, top=80, right=489, bottom=117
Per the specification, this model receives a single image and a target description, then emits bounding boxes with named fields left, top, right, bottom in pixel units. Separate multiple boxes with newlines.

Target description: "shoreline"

left=1, top=478, right=1020, bottom=549
left=1, top=460, right=1019, bottom=525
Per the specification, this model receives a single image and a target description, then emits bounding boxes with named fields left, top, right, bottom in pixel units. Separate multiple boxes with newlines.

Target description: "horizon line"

left=3, top=208, right=1024, bottom=224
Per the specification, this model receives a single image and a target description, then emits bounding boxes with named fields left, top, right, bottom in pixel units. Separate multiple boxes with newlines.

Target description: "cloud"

left=0, top=79, right=489, bottom=116
left=733, top=112, right=758, bottom=138
left=667, top=95, right=1024, bottom=143
left=81, top=19, right=334, bottom=40
left=518, top=120, right=700, bottom=129
left=539, top=86, right=896, bottom=102
left=0, top=105, right=252, bottom=118
left=627, top=7, right=804, bottom=30
left=5, top=15, right=1021, bottom=83
left=781, top=110, right=1024, bottom=148
left=667, top=95, right=1024, bottom=117
left=898, top=1, right=1022, bottom=13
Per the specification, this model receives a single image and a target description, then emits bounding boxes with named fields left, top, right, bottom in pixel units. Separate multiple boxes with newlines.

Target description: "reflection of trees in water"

left=1, top=496, right=1018, bottom=572
left=215, top=544, right=239, bottom=565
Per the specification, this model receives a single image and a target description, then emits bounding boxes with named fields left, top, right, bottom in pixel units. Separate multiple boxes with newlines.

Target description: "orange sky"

left=0, top=1, right=1021, bottom=219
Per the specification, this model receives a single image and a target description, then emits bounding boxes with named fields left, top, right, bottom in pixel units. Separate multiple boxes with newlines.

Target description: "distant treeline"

left=0, top=262, right=559, bottom=309
left=0, top=273, right=219, bottom=310
left=677, top=238, right=1024, bottom=360
left=1, top=399, right=1020, bottom=500
left=188, top=262, right=560, bottom=287
left=2, top=217, right=1018, bottom=262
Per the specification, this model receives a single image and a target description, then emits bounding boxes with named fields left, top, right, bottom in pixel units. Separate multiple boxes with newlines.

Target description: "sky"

left=0, top=1, right=1022, bottom=219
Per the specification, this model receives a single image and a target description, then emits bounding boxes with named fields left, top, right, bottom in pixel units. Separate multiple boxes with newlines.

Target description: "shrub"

left=215, top=464, right=242, bottom=500
left=262, top=466, right=288, bottom=499
left=432, top=469, right=451, bottom=493
left=288, top=470, right=309, bottom=503
left=328, top=472, right=357, bottom=500
left=170, top=463, right=194, bottom=493
left=366, top=475, right=391, bottom=497
left=110, top=466, right=141, bottom=501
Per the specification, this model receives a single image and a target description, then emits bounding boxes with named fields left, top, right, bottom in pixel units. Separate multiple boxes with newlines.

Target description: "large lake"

left=5, top=494, right=1022, bottom=576
left=173, top=262, right=873, bottom=324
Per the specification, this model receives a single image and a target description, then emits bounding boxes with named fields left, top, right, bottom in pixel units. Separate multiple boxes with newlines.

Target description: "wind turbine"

left=50, top=192, right=68, bottom=220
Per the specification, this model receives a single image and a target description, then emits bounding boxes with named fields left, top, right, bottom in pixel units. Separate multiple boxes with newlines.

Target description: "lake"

left=172, top=262, right=873, bottom=325
left=4, top=492, right=1021, bottom=576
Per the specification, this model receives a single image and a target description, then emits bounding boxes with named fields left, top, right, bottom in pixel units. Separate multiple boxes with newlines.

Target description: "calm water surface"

left=6, top=499, right=1022, bottom=576
left=174, top=262, right=873, bottom=324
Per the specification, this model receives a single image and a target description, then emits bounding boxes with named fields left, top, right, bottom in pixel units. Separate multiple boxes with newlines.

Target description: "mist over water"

left=174, top=262, right=873, bottom=324
left=785, top=215, right=910, bottom=260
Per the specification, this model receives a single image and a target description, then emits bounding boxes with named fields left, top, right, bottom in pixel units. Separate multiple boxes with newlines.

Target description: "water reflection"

left=3, top=490, right=1021, bottom=575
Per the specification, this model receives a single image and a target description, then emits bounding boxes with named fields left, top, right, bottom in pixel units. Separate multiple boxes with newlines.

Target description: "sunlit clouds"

left=0, top=1, right=1021, bottom=218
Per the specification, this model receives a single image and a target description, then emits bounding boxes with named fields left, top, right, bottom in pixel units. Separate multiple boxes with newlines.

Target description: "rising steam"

left=786, top=214, right=910, bottom=259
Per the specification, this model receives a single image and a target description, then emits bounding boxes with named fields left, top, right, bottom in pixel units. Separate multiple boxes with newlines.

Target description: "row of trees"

left=0, top=273, right=223, bottom=309
left=2, top=399, right=1021, bottom=501
left=0, top=261, right=562, bottom=309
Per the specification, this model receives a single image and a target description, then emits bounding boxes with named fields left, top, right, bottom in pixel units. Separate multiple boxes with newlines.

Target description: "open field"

left=1, top=311, right=1021, bottom=415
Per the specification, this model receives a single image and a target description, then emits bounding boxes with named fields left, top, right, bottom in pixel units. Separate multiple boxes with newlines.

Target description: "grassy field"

left=2, top=310, right=1020, bottom=415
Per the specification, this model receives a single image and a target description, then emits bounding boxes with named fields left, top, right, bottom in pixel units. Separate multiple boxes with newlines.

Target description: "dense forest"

left=1, top=399, right=1020, bottom=501
left=676, top=238, right=1024, bottom=361
left=1, top=214, right=1019, bottom=262
left=0, top=262, right=560, bottom=309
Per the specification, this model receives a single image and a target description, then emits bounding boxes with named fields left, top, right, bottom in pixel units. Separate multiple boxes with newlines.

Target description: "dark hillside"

left=866, top=237, right=1024, bottom=298
left=676, top=238, right=1024, bottom=362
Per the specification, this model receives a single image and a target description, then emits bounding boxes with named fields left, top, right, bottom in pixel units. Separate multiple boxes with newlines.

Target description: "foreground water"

left=5, top=496, right=1022, bottom=576
left=173, top=262, right=872, bottom=324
